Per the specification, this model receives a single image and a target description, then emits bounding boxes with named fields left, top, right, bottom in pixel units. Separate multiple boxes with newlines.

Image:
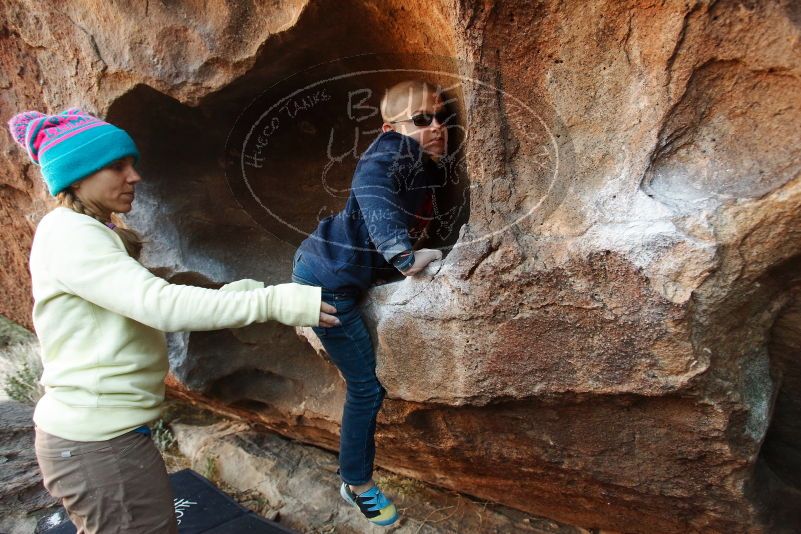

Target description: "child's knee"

left=347, top=379, right=384, bottom=400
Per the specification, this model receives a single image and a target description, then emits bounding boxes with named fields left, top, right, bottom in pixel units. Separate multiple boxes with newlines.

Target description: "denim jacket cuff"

left=390, top=250, right=415, bottom=271
left=378, top=235, right=413, bottom=264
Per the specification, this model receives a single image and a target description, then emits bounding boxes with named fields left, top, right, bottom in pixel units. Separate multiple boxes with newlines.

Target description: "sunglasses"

left=390, top=110, right=452, bottom=127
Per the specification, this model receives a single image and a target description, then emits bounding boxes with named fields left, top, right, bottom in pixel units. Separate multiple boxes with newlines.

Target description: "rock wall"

left=2, top=1, right=801, bottom=532
left=0, top=401, right=56, bottom=523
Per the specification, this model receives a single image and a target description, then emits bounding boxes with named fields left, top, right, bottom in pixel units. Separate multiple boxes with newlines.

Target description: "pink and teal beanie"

left=7, top=108, right=140, bottom=195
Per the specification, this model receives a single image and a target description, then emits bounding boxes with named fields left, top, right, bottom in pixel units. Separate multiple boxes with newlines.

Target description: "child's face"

left=383, top=90, right=448, bottom=159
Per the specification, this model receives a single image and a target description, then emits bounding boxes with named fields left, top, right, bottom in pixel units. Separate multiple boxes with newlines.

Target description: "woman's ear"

left=71, top=176, right=87, bottom=190
left=381, top=123, right=395, bottom=133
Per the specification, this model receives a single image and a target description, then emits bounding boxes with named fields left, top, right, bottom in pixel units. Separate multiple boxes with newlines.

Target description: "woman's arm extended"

left=44, top=218, right=322, bottom=332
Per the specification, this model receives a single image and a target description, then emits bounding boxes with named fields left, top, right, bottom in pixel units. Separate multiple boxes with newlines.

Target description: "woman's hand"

left=319, top=301, right=340, bottom=327
left=400, top=248, right=443, bottom=276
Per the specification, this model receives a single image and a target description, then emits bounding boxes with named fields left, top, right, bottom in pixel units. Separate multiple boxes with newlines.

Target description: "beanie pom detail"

left=7, top=110, right=45, bottom=150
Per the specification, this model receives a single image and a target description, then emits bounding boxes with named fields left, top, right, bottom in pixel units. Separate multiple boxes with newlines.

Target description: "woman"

left=8, top=108, right=339, bottom=533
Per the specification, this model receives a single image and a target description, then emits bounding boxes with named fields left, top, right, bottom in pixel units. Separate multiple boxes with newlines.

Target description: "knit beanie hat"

left=7, top=108, right=140, bottom=196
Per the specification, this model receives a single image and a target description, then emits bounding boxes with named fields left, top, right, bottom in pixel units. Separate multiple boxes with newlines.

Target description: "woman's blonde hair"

left=53, top=188, right=143, bottom=259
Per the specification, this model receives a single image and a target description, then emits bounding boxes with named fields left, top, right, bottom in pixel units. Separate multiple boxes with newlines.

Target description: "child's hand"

left=400, top=248, right=443, bottom=276
left=319, top=301, right=340, bottom=327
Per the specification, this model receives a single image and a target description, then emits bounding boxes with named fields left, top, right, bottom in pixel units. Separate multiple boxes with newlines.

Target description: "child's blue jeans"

left=291, top=249, right=386, bottom=486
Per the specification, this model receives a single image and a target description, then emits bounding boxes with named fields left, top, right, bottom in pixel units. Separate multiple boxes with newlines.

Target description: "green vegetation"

left=202, top=454, right=220, bottom=484
left=375, top=472, right=428, bottom=499
left=152, top=418, right=177, bottom=452
left=0, top=315, right=42, bottom=405
left=0, top=313, right=33, bottom=348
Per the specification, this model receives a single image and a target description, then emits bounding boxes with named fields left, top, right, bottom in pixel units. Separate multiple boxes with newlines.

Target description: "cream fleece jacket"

left=29, top=207, right=321, bottom=441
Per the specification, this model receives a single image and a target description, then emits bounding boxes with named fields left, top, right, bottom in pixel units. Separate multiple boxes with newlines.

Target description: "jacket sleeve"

left=219, top=278, right=266, bottom=292
left=45, top=219, right=321, bottom=332
left=351, top=134, right=415, bottom=266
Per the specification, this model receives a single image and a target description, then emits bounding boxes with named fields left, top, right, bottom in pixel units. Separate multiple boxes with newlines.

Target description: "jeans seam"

left=116, top=432, right=145, bottom=457
left=360, top=390, right=382, bottom=484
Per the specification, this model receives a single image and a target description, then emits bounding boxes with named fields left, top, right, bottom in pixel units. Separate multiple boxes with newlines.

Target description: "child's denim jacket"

left=296, top=130, right=442, bottom=293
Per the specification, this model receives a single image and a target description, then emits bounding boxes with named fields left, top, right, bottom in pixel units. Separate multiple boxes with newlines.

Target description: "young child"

left=291, top=80, right=449, bottom=526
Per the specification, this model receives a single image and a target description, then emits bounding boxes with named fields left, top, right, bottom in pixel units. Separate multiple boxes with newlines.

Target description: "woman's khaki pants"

left=35, top=426, right=179, bottom=534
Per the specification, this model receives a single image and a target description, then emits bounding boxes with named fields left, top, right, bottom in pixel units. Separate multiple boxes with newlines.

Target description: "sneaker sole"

left=340, top=482, right=356, bottom=506
left=371, top=511, right=399, bottom=526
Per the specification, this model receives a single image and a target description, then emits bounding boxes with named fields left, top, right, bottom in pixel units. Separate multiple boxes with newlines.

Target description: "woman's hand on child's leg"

left=319, top=301, right=340, bottom=327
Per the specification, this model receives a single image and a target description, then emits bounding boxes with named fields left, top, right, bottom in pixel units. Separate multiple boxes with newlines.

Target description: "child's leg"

left=311, top=292, right=384, bottom=486
left=291, top=254, right=384, bottom=485
left=291, top=259, right=397, bottom=524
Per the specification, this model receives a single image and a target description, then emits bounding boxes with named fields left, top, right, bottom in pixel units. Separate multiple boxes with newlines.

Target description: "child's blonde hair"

left=380, top=80, right=443, bottom=122
left=53, top=189, right=143, bottom=259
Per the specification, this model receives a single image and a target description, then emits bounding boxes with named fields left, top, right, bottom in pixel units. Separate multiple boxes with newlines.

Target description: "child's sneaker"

left=340, top=482, right=399, bottom=526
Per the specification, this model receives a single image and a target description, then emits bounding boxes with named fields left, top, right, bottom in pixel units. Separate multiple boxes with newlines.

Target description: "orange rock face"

left=3, top=1, right=801, bottom=532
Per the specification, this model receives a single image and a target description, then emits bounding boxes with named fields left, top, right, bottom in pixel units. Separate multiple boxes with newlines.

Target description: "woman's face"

left=72, top=156, right=141, bottom=217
